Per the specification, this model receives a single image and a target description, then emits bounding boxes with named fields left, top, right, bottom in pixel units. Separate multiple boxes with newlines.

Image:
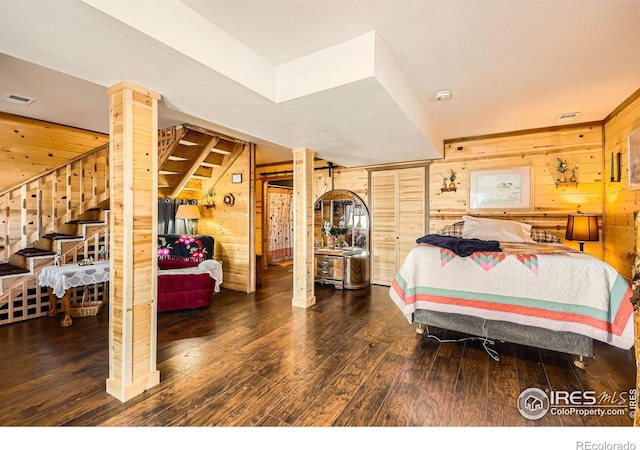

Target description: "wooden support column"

left=106, top=82, right=161, bottom=402
left=292, top=148, right=316, bottom=308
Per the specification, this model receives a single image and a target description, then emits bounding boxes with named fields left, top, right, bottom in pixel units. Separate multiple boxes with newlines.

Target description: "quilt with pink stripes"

left=389, top=243, right=634, bottom=349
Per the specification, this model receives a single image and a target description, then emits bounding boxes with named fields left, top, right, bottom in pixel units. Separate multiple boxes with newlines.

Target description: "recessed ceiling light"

left=1, top=92, right=36, bottom=106
left=435, top=90, right=452, bottom=101
left=556, top=111, right=581, bottom=122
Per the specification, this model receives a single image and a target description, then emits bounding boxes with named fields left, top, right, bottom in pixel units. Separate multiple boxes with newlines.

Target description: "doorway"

left=265, top=179, right=294, bottom=267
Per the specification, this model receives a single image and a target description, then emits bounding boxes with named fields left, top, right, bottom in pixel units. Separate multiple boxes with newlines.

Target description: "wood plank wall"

left=0, top=112, right=108, bottom=192
left=604, top=89, right=640, bottom=279
left=430, top=123, right=605, bottom=258
left=199, top=146, right=252, bottom=292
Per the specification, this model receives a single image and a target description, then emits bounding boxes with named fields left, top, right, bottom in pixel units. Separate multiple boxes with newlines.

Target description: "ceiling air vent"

left=434, top=90, right=452, bottom=101
left=1, top=92, right=36, bottom=106
left=556, top=111, right=580, bottom=122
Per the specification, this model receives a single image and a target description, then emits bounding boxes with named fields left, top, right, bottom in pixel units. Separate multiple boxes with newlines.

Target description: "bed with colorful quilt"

left=388, top=216, right=634, bottom=366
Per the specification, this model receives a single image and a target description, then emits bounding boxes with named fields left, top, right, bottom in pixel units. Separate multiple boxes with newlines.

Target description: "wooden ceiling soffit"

left=166, top=136, right=219, bottom=198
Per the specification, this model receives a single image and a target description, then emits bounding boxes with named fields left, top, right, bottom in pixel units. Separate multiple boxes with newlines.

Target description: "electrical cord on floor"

left=423, top=320, right=500, bottom=362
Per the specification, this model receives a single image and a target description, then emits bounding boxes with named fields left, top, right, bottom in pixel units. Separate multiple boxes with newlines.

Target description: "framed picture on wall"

left=628, top=127, right=640, bottom=190
left=468, top=166, right=533, bottom=211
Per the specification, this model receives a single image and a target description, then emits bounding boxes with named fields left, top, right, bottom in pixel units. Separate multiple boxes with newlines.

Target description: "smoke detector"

left=435, top=90, right=452, bottom=101
left=1, top=92, right=36, bottom=106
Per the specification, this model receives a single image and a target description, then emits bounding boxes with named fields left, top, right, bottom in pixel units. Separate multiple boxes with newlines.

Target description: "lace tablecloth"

left=39, top=261, right=110, bottom=298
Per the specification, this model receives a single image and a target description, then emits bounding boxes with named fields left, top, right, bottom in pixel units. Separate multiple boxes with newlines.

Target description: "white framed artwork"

left=468, top=166, right=533, bottom=212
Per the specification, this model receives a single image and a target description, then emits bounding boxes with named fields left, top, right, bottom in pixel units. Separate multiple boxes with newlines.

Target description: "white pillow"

left=461, top=215, right=535, bottom=243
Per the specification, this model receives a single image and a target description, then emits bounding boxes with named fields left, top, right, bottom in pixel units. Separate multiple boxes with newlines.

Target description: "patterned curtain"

left=267, top=186, right=293, bottom=263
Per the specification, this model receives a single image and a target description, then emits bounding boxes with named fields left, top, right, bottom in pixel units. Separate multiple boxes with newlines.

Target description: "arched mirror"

left=313, top=189, right=370, bottom=289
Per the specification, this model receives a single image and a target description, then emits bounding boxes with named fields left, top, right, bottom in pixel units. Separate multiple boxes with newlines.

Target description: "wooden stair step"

left=16, top=247, right=57, bottom=257
left=87, top=199, right=110, bottom=211
left=42, top=233, right=83, bottom=241
left=0, top=263, right=29, bottom=277
left=67, top=219, right=105, bottom=225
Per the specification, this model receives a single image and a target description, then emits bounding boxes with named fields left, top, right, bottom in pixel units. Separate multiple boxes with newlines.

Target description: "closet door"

left=370, top=166, right=427, bottom=286
left=396, top=167, right=427, bottom=271
left=371, top=170, right=397, bottom=284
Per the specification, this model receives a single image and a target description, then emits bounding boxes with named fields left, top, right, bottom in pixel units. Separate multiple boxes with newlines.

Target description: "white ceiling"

left=0, top=0, right=639, bottom=167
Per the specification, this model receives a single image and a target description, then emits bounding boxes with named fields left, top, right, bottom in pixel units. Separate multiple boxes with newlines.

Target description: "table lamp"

left=176, top=204, right=201, bottom=235
left=565, top=214, right=599, bottom=252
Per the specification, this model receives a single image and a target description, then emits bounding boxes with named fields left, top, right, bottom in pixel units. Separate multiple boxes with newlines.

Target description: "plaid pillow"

left=530, top=227, right=562, bottom=243
left=436, top=221, right=464, bottom=237
left=436, top=220, right=561, bottom=243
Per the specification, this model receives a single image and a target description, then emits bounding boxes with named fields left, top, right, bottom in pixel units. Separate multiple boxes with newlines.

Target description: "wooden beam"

left=167, top=136, right=219, bottom=198
left=291, top=148, right=316, bottom=308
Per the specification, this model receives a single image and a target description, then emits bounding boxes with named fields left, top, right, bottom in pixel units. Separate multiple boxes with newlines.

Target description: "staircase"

left=158, top=124, right=244, bottom=200
left=0, top=145, right=110, bottom=325
left=0, top=122, right=245, bottom=326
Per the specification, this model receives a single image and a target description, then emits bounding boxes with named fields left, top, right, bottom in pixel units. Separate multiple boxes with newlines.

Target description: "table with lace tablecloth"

left=39, top=261, right=110, bottom=327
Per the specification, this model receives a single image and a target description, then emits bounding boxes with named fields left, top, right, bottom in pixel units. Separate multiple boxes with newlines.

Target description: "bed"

left=388, top=216, right=634, bottom=367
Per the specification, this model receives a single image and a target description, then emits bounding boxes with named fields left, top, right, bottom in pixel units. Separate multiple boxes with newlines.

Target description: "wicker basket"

left=70, top=300, right=104, bottom=318
left=70, top=285, right=105, bottom=318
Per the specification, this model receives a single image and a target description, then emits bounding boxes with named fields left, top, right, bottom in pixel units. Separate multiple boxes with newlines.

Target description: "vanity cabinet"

left=314, top=248, right=370, bottom=290
left=314, top=250, right=344, bottom=288
left=313, top=190, right=370, bottom=289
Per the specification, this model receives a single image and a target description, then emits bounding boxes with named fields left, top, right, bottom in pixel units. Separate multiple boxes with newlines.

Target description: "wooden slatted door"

left=370, top=170, right=396, bottom=285
left=370, top=165, right=427, bottom=286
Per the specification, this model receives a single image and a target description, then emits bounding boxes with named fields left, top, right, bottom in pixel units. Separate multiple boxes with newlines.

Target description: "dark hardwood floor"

left=0, top=264, right=636, bottom=433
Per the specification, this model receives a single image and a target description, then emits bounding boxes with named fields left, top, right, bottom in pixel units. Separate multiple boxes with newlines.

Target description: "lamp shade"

left=175, top=204, right=201, bottom=220
left=565, top=214, right=599, bottom=242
